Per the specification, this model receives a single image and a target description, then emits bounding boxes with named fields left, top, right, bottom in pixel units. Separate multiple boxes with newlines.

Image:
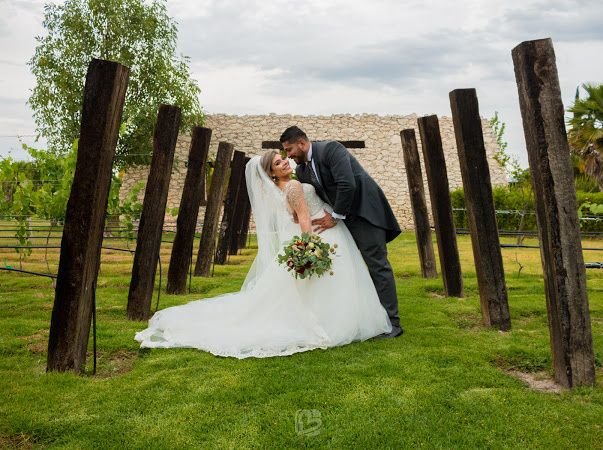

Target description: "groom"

left=280, top=126, right=403, bottom=338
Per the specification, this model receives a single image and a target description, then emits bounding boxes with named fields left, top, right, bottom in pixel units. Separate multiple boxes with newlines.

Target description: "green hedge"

left=450, top=187, right=603, bottom=233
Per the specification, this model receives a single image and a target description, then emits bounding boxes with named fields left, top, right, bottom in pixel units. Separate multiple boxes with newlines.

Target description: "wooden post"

left=199, top=152, right=207, bottom=207
left=194, top=142, right=235, bottom=276
left=127, top=105, right=181, bottom=320
left=238, top=200, right=252, bottom=249
left=215, top=150, right=246, bottom=264
left=417, top=115, right=464, bottom=297
left=400, top=129, right=438, bottom=278
left=449, top=89, right=511, bottom=331
left=47, top=59, right=129, bottom=373
left=229, top=156, right=251, bottom=255
left=512, top=38, right=595, bottom=387
left=166, top=127, right=212, bottom=294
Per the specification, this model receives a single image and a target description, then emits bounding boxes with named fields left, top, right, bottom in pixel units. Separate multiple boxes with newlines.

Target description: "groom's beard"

left=293, top=154, right=306, bottom=165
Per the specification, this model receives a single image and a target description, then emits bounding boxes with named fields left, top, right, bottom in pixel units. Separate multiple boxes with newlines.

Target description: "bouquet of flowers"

left=277, top=232, right=337, bottom=279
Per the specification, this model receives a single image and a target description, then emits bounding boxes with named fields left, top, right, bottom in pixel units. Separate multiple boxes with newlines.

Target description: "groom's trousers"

left=344, top=216, right=400, bottom=328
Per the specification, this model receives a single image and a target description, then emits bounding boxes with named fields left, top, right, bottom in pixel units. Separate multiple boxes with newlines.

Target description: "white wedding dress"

left=134, top=157, right=392, bottom=358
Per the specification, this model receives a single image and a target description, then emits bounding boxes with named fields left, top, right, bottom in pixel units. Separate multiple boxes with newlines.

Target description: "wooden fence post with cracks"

left=194, top=142, right=235, bottom=276
left=166, top=127, right=212, bottom=294
left=512, top=38, right=595, bottom=387
left=127, top=104, right=181, bottom=320
left=238, top=200, right=252, bottom=250
left=449, top=88, right=511, bottom=330
left=400, top=129, right=438, bottom=279
left=47, top=59, right=129, bottom=373
left=417, top=115, right=464, bottom=297
left=215, top=150, right=246, bottom=264
left=229, top=156, right=251, bottom=255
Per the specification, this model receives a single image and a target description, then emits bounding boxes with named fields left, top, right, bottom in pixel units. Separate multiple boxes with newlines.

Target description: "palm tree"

left=568, top=83, right=603, bottom=190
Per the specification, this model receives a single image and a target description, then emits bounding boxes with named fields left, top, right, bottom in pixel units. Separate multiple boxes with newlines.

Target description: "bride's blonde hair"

left=260, top=150, right=279, bottom=181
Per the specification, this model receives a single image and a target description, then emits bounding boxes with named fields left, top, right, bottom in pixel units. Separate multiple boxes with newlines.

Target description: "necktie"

left=308, top=159, right=321, bottom=186
left=308, top=160, right=327, bottom=200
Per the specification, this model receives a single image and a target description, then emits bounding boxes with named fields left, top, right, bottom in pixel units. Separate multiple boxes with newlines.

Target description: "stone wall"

left=119, top=113, right=507, bottom=230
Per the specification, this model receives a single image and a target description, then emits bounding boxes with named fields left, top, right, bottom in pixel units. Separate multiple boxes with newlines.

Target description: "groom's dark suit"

left=296, top=140, right=402, bottom=329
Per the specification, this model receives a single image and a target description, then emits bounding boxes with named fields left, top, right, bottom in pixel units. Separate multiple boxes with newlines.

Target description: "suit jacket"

left=296, top=140, right=401, bottom=242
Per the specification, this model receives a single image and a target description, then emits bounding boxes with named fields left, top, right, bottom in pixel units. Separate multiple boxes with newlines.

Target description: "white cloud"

left=1, top=0, right=602, bottom=168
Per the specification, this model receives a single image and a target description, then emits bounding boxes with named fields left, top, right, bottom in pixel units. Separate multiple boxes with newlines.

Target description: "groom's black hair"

left=280, top=126, right=308, bottom=144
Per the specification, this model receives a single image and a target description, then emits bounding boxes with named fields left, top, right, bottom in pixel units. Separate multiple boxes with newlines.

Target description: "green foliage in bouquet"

left=277, top=232, right=337, bottom=279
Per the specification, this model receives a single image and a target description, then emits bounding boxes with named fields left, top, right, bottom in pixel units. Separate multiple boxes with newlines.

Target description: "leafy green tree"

left=489, top=111, right=532, bottom=243
left=568, top=83, right=603, bottom=190
left=28, top=0, right=203, bottom=168
left=489, top=111, right=529, bottom=185
left=27, top=141, right=78, bottom=226
left=1, top=158, right=37, bottom=216
left=106, top=178, right=145, bottom=242
left=490, top=111, right=508, bottom=168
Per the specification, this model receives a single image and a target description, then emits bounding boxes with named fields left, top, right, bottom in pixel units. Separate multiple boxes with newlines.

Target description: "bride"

left=135, top=150, right=392, bottom=358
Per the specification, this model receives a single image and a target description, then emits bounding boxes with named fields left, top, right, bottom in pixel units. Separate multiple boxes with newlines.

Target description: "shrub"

left=450, top=187, right=603, bottom=233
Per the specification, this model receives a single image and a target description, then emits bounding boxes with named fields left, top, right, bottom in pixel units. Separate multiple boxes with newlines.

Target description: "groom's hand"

left=312, top=210, right=337, bottom=234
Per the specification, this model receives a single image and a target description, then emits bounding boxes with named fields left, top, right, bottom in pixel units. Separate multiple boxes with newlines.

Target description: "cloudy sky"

left=1, top=0, right=602, bottom=167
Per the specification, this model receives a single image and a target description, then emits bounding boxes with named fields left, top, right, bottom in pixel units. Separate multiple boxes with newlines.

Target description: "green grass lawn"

left=0, top=230, right=602, bottom=448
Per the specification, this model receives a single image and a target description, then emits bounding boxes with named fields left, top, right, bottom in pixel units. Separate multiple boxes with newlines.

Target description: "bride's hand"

left=311, top=209, right=338, bottom=234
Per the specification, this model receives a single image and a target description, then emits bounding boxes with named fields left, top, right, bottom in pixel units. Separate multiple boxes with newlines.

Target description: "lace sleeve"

left=284, top=180, right=311, bottom=231
left=284, top=180, right=306, bottom=212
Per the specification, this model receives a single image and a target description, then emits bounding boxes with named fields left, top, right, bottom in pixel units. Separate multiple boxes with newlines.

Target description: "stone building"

left=119, top=113, right=507, bottom=230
